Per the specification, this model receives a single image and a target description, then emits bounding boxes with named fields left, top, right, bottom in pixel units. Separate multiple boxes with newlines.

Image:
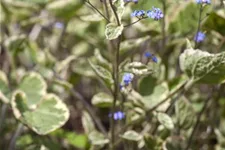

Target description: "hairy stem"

left=108, top=0, right=121, bottom=149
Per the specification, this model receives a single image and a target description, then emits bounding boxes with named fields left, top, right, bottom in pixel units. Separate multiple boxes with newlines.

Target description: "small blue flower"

left=196, top=0, right=211, bottom=4
left=131, top=10, right=145, bottom=17
left=152, top=56, right=158, bottom=63
left=133, top=0, right=138, bottom=3
left=194, top=31, right=205, bottom=43
left=144, top=52, right=152, bottom=58
left=122, top=73, right=134, bottom=86
left=109, top=111, right=125, bottom=120
left=54, top=22, right=64, bottom=29
left=144, top=52, right=158, bottom=63
left=147, top=7, right=164, bottom=20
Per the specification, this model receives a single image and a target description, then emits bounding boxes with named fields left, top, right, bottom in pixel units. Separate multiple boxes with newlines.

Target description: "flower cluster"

left=144, top=52, right=158, bottom=63
left=109, top=111, right=125, bottom=120
left=131, top=7, right=163, bottom=20
left=147, top=7, right=164, bottom=20
left=196, top=0, right=211, bottom=4
left=131, top=10, right=145, bottom=17
left=122, top=73, right=134, bottom=86
left=194, top=31, right=205, bottom=43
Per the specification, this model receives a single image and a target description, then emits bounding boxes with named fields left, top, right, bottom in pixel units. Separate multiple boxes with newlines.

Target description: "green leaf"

left=11, top=91, right=69, bottom=135
left=143, top=83, right=170, bottom=111
left=179, top=49, right=225, bottom=84
left=168, top=3, right=209, bottom=35
left=157, top=112, right=174, bottom=130
left=113, top=0, right=125, bottom=22
left=88, top=131, right=109, bottom=145
left=55, top=55, right=76, bottom=73
left=19, top=72, right=47, bottom=108
left=46, top=0, right=83, bottom=19
left=175, top=97, right=195, bottom=130
left=4, top=34, right=26, bottom=51
left=91, top=92, right=113, bottom=108
left=139, top=75, right=157, bottom=96
left=81, top=111, right=95, bottom=134
left=168, top=75, right=188, bottom=94
left=0, top=70, right=10, bottom=103
left=80, top=14, right=104, bottom=22
left=120, top=130, right=142, bottom=141
left=105, top=23, right=123, bottom=40
left=144, top=135, right=163, bottom=150
left=203, top=10, right=225, bottom=36
left=88, top=59, right=114, bottom=87
left=124, top=62, right=153, bottom=76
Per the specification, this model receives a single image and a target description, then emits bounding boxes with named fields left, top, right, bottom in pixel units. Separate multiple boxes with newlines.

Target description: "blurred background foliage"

left=0, top=0, right=225, bottom=150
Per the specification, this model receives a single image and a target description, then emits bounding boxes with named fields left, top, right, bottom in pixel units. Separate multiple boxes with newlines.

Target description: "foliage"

left=0, top=0, right=225, bottom=150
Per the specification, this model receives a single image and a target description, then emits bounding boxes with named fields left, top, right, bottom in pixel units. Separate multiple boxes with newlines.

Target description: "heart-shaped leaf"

left=11, top=91, right=69, bottom=135
left=105, top=23, right=123, bottom=40
left=19, top=72, right=47, bottom=108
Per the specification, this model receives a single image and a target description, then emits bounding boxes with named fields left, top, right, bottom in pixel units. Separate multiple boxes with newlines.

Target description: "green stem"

left=9, top=123, right=23, bottom=150
left=85, top=0, right=110, bottom=22
left=108, top=0, right=121, bottom=149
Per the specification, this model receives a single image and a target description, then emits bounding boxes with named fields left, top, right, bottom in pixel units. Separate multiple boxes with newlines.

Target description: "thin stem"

left=161, top=0, right=166, bottom=51
left=194, top=4, right=203, bottom=49
left=0, top=104, right=7, bottom=134
left=85, top=0, right=110, bottom=22
left=108, top=0, right=121, bottom=149
left=9, top=123, right=23, bottom=150
left=185, top=89, right=213, bottom=150
left=124, top=17, right=147, bottom=27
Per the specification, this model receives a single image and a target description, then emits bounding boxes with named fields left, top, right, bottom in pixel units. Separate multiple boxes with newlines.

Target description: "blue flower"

left=194, top=31, right=205, bottom=43
left=122, top=73, right=134, bottom=86
left=54, top=22, right=64, bottom=29
left=152, top=56, right=158, bottom=63
left=144, top=52, right=152, bottom=58
left=196, top=0, right=211, bottom=4
left=109, top=111, right=125, bottom=120
left=131, top=10, right=145, bottom=17
left=144, top=52, right=158, bottom=63
left=147, top=7, right=164, bottom=20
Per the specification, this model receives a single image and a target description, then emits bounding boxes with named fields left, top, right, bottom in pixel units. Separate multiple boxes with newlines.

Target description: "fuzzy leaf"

left=91, top=92, right=113, bottom=108
left=157, top=112, right=174, bottom=130
left=88, top=59, right=114, bottom=87
left=11, top=91, right=69, bottom=135
left=105, top=23, right=123, bottom=40
left=175, top=97, right=195, bottom=130
left=0, top=70, right=10, bottom=103
left=88, top=131, right=109, bottom=145
left=81, top=111, right=95, bottom=134
left=19, top=72, right=47, bottom=108
left=179, top=49, right=225, bottom=84
left=143, top=83, right=170, bottom=111
left=46, top=0, right=82, bottom=19
left=121, top=130, right=142, bottom=141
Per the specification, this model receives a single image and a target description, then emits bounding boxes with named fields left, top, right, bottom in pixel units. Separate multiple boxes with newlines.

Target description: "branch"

left=85, top=0, right=110, bottom=22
